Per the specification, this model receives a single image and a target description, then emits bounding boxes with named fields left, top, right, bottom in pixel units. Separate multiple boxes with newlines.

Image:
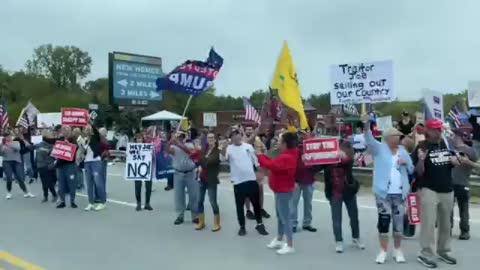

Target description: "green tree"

left=26, top=44, right=92, bottom=89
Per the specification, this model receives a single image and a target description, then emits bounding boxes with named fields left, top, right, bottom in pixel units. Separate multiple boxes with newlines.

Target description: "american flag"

left=16, top=102, right=39, bottom=128
left=448, top=105, right=461, bottom=128
left=243, top=97, right=261, bottom=124
left=0, top=98, right=9, bottom=130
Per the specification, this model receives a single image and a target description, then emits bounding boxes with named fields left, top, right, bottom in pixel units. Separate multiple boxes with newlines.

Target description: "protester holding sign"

left=257, top=132, right=298, bottom=255
left=83, top=125, right=107, bottom=212
left=1, top=131, right=35, bottom=199
left=314, top=140, right=363, bottom=253
left=195, top=132, right=221, bottom=232
left=364, top=119, right=414, bottom=264
left=131, top=134, right=153, bottom=211
left=290, top=135, right=317, bottom=233
left=51, top=126, right=78, bottom=209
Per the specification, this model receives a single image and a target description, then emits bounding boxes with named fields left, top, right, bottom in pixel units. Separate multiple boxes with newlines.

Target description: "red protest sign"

left=407, top=192, right=421, bottom=225
left=51, top=141, right=77, bottom=161
left=303, top=138, right=340, bottom=166
left=61, top=108, right=89, bottom=127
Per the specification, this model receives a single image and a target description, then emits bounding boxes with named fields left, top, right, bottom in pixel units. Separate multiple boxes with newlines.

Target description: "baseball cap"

left=425, top=119, right=443, bottom=129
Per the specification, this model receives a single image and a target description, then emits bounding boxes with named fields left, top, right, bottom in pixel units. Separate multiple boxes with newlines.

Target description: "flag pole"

left=177, top=95, right=193, bottom=133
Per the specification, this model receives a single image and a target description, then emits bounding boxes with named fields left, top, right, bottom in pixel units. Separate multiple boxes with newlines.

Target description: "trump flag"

left=156, top=48, right=223, bottom=96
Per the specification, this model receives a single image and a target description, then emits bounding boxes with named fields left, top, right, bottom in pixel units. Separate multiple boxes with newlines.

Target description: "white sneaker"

left=352, top=239, right=366, bottom=250
left=6, top=193, right=12, bottom=200
left=335, top=242, right=344, bottom=253
left=267, top=238, right=284, bottom=249
left=376, top=250, right=388, bottom=264
left=84, top=204, right=95, bottom=211
left=393, top=249, right=406, bottom=263
left=276, top=244, right=295, bottom=255
left=24, top=192, right=35, bottom=198
left=94, top=203, right=106, bottom=211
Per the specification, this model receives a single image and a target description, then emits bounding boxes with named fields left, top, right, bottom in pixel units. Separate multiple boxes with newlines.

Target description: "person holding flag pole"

left=157, top=47, right=224, bottom=226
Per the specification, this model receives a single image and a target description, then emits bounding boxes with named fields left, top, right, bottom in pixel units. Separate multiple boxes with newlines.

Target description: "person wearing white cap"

left=364, top=118, right=414, bottom=264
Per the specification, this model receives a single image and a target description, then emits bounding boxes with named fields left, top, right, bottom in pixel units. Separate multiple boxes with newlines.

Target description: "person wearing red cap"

left=413, top=118, right=461, bottom=268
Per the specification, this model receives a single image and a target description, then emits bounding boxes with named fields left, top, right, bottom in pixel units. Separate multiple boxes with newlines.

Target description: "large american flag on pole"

left=448, top=105, right=461, bottom=128
left=243, top=97, right=261, bottom=124
left=16, top=101, right=39, bottom=128
left=0, top=98, right=9, bottom=130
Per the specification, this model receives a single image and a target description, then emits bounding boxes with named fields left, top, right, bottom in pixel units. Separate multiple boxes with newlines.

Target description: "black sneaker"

left=41, top=198, right=48, bottom=203
left=459, top=231, right=470, bottom=240
left=70, top=203, right=78, bottom=209
left=56, top=202, right=66, bottom=209
left=417, top=256, right=438, bottom=268
left=246, top=210, right=255, bottom=220
left=238, top=227, right=247, bottom=236
left=293, top=226, right=297, bottom=233
left=255, top=224, right=269, bottom=236
left=261, top=209, right=271, bottom=219
left=438, top=253, right=457, bottom=265
left=144, top=204, right=153, bottom=211
left=164, top=186, right=173, bottom=191
left=174, top=216, right=184, bottom=225
left=136, top=204, right=142, bottom=211
left=303, top=226, right=317, bottom=232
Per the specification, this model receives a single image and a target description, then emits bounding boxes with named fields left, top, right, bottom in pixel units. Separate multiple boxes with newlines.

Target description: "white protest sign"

left=203, top=112, right=217, bottom=127
left=330, top=60, right=394, bottom=105
left=36, top=112, right=61, bottom=128
left=125, top=143, right=153, bottom=181
left=423, top=88, right=443, bottom=121
left=376, top=116, right=393, bottom=131
left=468, top=81, right=480, bottom=108
left=31, top=135, right=43, bottom=145
left=106, top=130, right=115, bottom=141
left=415, top=112, right=425, bottom=124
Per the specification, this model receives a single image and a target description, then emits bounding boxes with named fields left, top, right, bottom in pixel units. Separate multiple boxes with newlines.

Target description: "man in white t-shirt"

left=222, top=128, right=269, bottom=236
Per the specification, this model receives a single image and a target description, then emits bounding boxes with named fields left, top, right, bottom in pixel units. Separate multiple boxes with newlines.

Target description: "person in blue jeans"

left=290, top=141, right=317, bottom=233
left=83, top=125, right=107, bottom=212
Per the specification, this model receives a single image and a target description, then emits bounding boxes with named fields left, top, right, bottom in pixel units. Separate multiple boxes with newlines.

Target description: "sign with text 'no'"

left=61, top=108, right=89, bottom=126
left=109, top=52, right=164, bottom=106
left=125, top=143, right=153, bottom=181
left=330, top=60, right=394, bottom=105
left=51, top=141, right=77, bottom=161
left=303, top=138, right=340, bottom=166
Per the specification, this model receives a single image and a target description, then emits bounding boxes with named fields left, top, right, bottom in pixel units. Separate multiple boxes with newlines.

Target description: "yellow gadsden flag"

left=270, top=41, right=308, bottom=129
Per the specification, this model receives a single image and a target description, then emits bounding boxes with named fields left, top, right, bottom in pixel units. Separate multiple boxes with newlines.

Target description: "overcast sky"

left=1, top=0, right=479, bottom=100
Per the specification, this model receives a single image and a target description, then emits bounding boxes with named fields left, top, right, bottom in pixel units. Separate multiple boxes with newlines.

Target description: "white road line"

left=76, top=193, right=137, bottom=207
left=102, top=172, right=480, bottom=224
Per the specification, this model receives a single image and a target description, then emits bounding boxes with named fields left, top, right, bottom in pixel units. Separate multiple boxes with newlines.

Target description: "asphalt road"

left=1, top=164, right=480, bottom=270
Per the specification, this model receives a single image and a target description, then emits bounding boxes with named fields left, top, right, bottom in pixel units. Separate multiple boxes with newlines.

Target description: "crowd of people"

left=1, top=109, right=479, bottom=268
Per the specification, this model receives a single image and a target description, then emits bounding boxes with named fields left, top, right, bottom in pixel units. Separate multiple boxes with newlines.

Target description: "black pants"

left=167, top=173, right=174, bottom=188
left=329, top=195, right=360, bottom=242
left=38, top=168, right=57, bottom=199
left=135, top=180, right=152, bottom=205
left=234, top=181, right=262, bottom=227
left=453, top=184, right=470, bottom=233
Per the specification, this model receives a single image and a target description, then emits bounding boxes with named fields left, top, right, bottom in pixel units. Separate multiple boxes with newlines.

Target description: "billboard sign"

left=109, top=52, right=164, bottom=106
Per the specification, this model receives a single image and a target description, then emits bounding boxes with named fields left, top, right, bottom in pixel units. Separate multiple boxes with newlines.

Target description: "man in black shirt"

left=397, top=111, right=415, bottom=136
left=413, top=119, right=460, bottom=268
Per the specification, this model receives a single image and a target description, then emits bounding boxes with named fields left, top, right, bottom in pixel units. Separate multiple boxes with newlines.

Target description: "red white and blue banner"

left=156, top=48, right=223, bottom=96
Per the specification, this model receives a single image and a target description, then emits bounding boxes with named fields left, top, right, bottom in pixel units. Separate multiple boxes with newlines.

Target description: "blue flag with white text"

left=156, top=48, right=223, bottom=96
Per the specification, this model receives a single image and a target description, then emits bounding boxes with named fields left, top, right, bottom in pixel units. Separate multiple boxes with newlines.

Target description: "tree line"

left=0, top=44, right=467, bottom=131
